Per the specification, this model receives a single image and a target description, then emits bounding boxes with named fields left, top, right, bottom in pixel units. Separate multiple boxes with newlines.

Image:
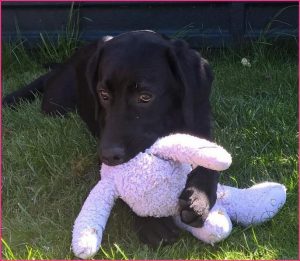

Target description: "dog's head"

left=86, top=31, right=213, bottom=166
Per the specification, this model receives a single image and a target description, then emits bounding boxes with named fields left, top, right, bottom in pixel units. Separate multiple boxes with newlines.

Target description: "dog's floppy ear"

left=85, top=40, right=105, bottom=121
left=167, top=39, right=214, bottom=139
left=85, top=36, right=113, bottom=121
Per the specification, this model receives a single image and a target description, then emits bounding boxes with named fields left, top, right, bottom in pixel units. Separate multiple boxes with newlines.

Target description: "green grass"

left=2, top=37, right=298, bottom=260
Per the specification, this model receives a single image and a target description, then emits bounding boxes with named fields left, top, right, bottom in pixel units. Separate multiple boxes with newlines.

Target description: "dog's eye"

left=138, top=93, right=152, bottom=103
left=99, top=89, right=110, bottom=101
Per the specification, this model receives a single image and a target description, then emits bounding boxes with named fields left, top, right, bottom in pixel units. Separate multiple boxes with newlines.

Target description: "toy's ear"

left=166, top=39, right=213, bottom=139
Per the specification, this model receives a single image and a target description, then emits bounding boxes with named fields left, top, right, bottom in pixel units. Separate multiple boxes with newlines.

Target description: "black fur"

left=3, top=30, right=219, bottom=247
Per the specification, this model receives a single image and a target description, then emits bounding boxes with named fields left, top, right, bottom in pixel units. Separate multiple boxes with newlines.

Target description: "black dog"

left=3, top=30, right=219, bottom=246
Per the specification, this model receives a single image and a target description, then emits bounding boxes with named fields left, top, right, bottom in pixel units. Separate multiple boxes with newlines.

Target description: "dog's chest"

left=102, top=152, right=191, bottom=217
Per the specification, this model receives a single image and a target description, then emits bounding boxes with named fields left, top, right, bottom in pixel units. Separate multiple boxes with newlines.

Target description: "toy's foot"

left=72, top=227, right=101, bottom=259
left=218, top=182, right=287, bottom=226
left=174, top=203, right=232, bottom=244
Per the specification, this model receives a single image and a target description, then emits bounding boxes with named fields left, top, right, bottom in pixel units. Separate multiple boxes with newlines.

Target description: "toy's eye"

left=98, top=89, right=111, bottom=101
left=137, top=93, right=152, bottom=103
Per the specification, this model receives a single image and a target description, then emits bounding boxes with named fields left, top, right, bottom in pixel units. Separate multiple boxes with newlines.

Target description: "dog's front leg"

left=179, top=166, right=219, bottom=227
left=133, top=215, right=180, bottom=247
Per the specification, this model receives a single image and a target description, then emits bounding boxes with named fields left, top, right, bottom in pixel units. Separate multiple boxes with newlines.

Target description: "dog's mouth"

left=99, top=132, right=158, bottom=166
left=100, top=154, right=127, bottom=166
left=101, top=157, right=126, bottom=166
left=100, top=148, right=133, bottom=166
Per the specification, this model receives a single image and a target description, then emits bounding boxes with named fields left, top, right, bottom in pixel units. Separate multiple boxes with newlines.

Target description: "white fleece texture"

left=102, top=154, right=190, bottom=217
left=72, top=134, right=286, bottom=259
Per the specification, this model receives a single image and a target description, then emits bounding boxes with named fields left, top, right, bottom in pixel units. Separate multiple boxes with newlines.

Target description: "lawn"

left=1, top=38, right=298, bottom=259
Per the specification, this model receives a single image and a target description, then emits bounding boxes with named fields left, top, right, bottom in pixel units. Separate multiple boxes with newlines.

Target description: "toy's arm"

left=72, top=177, right=117, bottom=259
left=148, top=133, right=232, bottom=171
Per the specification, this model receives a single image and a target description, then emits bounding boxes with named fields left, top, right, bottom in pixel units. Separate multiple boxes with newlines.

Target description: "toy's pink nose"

left=101, top=146, right=126, bottom=166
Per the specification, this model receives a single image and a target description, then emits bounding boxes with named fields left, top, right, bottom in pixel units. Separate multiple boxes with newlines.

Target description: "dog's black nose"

left=101, top=146, right=126, bottom=166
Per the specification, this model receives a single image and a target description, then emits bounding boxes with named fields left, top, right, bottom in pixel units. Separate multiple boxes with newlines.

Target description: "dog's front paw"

left=72, top=227, right=101, bottom=259
left=179, top=187, right=212, bottom=227
left=134, top=216, right=180, bottom=247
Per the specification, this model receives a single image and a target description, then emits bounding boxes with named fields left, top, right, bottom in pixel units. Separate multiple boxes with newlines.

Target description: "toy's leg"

left=72, top=178, right=117, bottom=259
left=149, top=134, right=232, bottom=171
left=174, top=203, right=232, bottom=245
left=217, top=182, right=287, bottom=226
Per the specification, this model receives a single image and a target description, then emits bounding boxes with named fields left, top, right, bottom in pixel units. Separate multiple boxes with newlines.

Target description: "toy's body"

left=104, top=155, right=189, bottom=217
left=72, top=134, right=286, bottom=259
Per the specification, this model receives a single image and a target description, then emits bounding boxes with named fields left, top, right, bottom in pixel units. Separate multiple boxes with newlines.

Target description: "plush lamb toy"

left=72, top=134, right=286, bottom=259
